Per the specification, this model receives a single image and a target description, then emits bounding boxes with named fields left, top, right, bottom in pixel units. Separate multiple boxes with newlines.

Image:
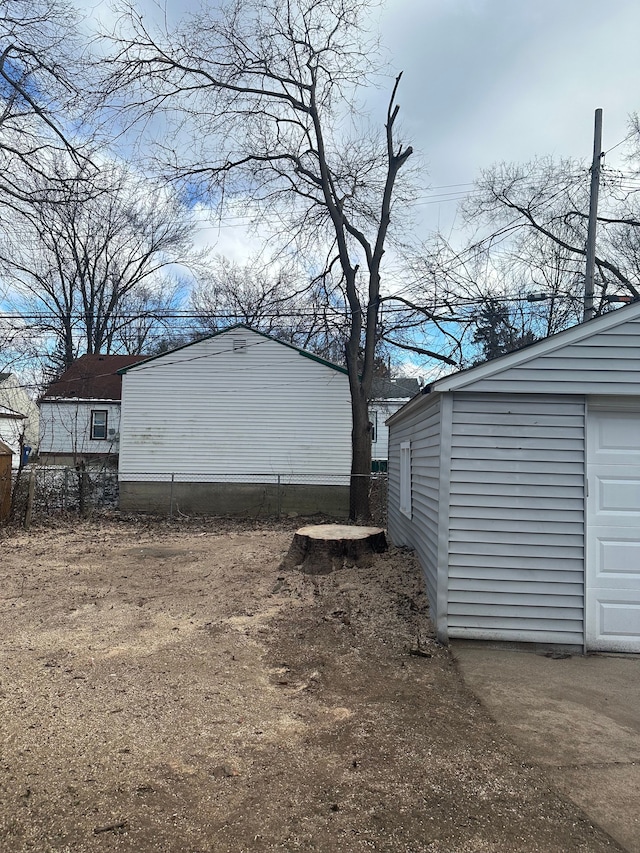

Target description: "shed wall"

left=0, top=375, right=40, bottom=452
left=387, top=394, right=442, bottom=609
left=447, top=393, right=586, bottom=644
left=0, top=415, right=26, bottom=463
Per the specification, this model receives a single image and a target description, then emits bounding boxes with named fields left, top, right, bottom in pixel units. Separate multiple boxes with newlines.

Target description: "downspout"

left=436, top=392, right=454, bottom=644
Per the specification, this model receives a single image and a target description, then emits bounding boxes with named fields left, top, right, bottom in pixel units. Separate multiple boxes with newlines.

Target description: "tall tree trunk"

left=349, top=383, right=372, bottom=523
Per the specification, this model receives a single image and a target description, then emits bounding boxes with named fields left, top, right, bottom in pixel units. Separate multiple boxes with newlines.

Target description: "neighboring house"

left=39, top=354, right=148, bottom=466
left=118, top=326, right=352, bottom=516
left=0, top=373, right=39, bottom=462
left=370, top=377, right=420, bottom=470
left=387, top=301, right=640, bottom=654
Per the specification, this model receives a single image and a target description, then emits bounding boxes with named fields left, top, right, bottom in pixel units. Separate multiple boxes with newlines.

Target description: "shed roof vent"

left=233, top=338, right=247, bottom=352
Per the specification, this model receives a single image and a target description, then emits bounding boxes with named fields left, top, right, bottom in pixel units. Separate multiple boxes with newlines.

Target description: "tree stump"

left=282, top=524, right=387, bottom=575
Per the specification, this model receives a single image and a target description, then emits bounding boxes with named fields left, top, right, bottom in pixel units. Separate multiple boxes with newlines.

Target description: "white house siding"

left=447, top=393, right=586, bottom=645
left=370, top=399, right=409, bottom=464
left=387, top=394, right=442, bottom=612
left=0, top=375, right=39, bottom=455
left=39, top=400, right=122, bottom=460
left=119, top=330, right=352, bottom=484
left=0, top=413, right=26, bottom=462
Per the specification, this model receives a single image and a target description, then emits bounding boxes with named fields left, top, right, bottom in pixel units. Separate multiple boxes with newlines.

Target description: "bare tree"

left=190, top=255, right=349, bottom=358
left=459, top=154, right=640, bottom=314
left=0, top=0, right=94, bottom=211
left=0, top=160, right=198, bottom=373
left=393, top=147, right=640, bottom=368
left=100, top=0, right=430, bottom=520
left=404, top=225, right=586, bottom=367
left=109, top=281, right=186, bottom=356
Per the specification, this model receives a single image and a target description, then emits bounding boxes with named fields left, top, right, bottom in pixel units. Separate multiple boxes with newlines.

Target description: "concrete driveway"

left=452, top=644, right=640, bottom=853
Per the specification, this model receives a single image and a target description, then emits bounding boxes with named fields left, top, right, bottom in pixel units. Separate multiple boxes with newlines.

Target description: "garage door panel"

left=596, top=474, right=640, bottom=515
left=597, top=536, right=640, bottom=577
left=598, top=600, right=640, bottom=639
left=594, top=412, right=640, bottom=457
left=587, top=407, right=640, bottom=652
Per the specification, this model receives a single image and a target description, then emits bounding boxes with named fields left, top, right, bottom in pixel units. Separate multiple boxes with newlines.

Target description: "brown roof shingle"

left=42, top=354, right=148, bottom=401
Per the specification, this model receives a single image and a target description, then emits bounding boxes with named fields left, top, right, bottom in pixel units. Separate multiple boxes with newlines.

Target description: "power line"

left=0, top=288, right=586, bottom=326
left=603, top=130, right=636, bottom=157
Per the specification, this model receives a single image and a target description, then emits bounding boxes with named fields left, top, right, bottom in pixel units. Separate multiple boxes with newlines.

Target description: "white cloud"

left=75, top=0, right=640, bottom=265
left=380, top=0, right=640, bottom=231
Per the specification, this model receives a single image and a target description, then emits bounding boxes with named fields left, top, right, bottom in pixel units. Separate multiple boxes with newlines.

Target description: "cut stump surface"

left=282, top=524, right=387, bottom=575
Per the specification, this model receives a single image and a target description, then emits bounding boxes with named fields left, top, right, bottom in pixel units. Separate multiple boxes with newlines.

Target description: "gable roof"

left=432, top=300, right=640, bottom=392
left=371, top=377, right=420, bottom=400
left=387, top=301, right=640, bottom=426
left=42, top=354, right=149, bottom=401
left=0, top=403, right=26, bottom=420
left=117, top=325, right=349, bottom=376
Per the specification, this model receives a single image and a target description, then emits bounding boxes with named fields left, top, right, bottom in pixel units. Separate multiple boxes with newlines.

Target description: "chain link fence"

left=8, top=466, right=388, bottom=526
left=11, top=465, right=119, bottom=523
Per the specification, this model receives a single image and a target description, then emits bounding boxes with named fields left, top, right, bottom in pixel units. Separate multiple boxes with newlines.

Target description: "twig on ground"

left=93, top=820, right=128, bottom=835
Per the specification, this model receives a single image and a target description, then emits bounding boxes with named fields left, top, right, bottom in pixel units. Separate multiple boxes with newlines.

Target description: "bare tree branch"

left=99, top=0, right=416, bottom=520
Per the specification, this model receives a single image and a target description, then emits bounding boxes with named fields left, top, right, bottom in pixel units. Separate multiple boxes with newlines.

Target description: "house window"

left=400, top=441, right=411, bottom=518
left=370, top=411, right=378, bottom=444
left=91, top=410, right=108, bottom=440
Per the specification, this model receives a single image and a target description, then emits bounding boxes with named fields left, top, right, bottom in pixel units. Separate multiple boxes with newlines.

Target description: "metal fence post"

left=277, top=473, right=281, bottom=519
left=24, top=468, right=36, bottom=530
left=169, top=473, right=175, bottom=520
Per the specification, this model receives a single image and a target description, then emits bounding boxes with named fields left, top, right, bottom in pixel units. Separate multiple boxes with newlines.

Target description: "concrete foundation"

left=119, top=480, right=350, bottom=518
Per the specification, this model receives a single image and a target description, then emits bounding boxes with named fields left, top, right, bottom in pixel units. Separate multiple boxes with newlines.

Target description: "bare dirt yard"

left=0, top=516, right=622, bottom=852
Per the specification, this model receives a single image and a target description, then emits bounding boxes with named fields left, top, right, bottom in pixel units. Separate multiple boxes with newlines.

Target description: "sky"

left=56, top=0, right=640, bottom=382
left=69, top=0, right=640, bottom=377
left=378, top=0, right=640, bottom=233
left=77, top=0, right=640, bottom=252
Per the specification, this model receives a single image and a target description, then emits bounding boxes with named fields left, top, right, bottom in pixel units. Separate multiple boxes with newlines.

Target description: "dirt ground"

left=0, top=516, right=622, bottom=853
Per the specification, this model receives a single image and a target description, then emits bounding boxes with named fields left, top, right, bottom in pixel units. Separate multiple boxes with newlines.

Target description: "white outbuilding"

left=118, top=326, right=352, bottom=516
left=387, top=301, right=640, bottom=653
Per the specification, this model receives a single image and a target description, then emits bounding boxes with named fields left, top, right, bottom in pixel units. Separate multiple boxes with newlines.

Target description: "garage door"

left=586, top=407, right=640, bottom=652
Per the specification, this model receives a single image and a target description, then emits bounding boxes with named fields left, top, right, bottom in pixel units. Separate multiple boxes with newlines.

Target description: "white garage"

left=387, top=302, right=640, bottom=652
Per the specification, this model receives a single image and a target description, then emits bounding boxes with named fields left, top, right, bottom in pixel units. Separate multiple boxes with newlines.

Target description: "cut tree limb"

left=282, top=524, right=387, bottom=575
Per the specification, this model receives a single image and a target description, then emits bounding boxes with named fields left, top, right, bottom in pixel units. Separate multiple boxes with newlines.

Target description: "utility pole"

left=583, top=108, right=603, bottom=321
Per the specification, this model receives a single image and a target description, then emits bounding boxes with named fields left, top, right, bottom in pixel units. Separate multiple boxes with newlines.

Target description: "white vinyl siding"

left=370, top=398, right=411, bottom=462
left=447, top=393, right=585, bottom=644
left=461, top=317, right=640, bottom=395
left=388, top=394, right=442, bottom=612
left=0, top=414, right=25, bottom=463
left=119, top=329, right=352, bottom=483
left=39, top=400, right=122, bottom=457
left=399, top=442, right=411, bottom=516
left=0, top=375, right=39, bottom=454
